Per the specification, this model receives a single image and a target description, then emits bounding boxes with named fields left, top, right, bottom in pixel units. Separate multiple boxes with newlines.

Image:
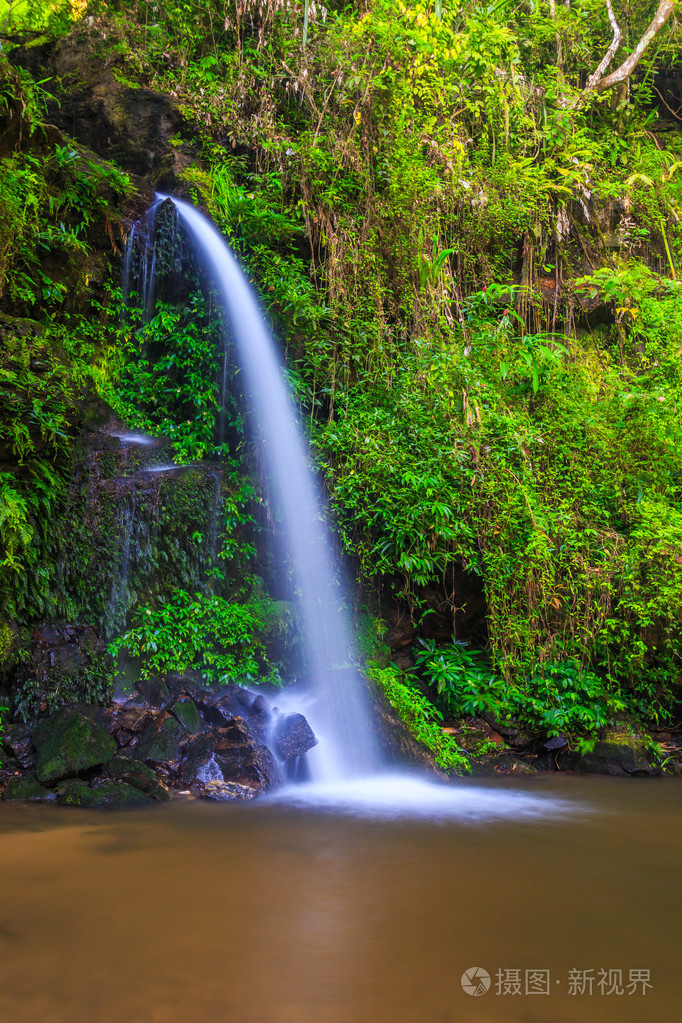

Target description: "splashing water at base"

left=264, top=772, right=580, bottom=821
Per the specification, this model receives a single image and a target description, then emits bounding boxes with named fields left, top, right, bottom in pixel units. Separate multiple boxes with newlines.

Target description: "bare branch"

left=594, top=0, right=677, bottom=94
left=570, top=0, right=677, bottom=109
left=583, top=0, right=622, bottom=94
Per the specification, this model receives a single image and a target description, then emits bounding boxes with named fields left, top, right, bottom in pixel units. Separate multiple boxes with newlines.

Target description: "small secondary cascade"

left=143, top=195, right=380, bottom=781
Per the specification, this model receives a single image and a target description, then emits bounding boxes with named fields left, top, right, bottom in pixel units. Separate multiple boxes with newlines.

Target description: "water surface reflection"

left=0, top=776, right=678, bottom=1022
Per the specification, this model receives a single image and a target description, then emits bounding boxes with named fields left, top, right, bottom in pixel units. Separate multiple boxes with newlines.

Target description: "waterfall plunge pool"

left=0, top=775, right=679, bottom=1023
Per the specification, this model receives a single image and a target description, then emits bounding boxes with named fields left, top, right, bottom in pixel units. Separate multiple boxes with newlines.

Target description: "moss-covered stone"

left=171, top=697, right=202, bottom=734
left=134, top=715, right=186, bottom=766
left=55, top=777, right=150, bottom=807
left=104, top=755, right=170, bottom=800
left=34, top=711, right=117, bottom=784
left=2, top=775, right=55, bottom=801
left=577, top=725, right=657, bottom=776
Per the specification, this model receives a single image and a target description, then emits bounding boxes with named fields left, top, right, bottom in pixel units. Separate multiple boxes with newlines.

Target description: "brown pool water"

left=0, top=774, right=679, bottom=1023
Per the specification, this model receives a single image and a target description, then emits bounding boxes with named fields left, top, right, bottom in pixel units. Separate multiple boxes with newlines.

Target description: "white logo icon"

left=461, top=967, right=491, bottom=996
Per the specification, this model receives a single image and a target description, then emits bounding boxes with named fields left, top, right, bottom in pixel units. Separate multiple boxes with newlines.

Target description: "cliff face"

left=0, top=44, right=260, bottom=718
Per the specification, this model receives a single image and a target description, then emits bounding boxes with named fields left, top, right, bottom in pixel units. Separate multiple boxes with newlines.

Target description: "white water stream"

left=125, top=195, right=575, bottom=819
left=160, top=195, right=380, bottom=782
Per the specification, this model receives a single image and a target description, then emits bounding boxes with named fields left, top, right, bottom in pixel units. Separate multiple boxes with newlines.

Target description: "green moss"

left=171, top=697, right=202, bottom=735
left=3, top=776, right=55, bottom=801
left=55, top=777, right=150, bottom=807
left=134, top=716, right=186, bottom=765
left=34, top=712, right=116, bottom=784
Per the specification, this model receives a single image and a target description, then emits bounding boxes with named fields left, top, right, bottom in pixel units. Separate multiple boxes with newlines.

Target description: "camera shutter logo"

left=461, top=967, right=491, bottom=996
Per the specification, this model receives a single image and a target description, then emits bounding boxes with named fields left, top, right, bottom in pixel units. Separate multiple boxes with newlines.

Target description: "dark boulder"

left=1, top=722, right=36, bottom=770
left=197, top=686, right=269, bottom=733
left=134, top=715, right=187, bottom=771
left=180, top=719, right=278, bottom=796
left=572, top=726, right=658, bottom=776
left=55, top=778, right=151, bottom=807
left=272, top=712, right=317, bottom=761
left=3, top=776, right=56, bottom=802
left=103, top=755, right=170, bottom=801
left=170, top=697, right=202, bottom=735
left=34, top=711, right=117, bottom=784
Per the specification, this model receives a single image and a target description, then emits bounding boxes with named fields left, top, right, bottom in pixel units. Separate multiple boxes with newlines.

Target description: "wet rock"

left=202, top=780, right=259, bottom=801
left=134, top=715, right=186, bottom=770
left=103, top=755, right=170, bottom=801
left=55, top=778, right=150, bottom=807
left=180, top=720, right=277, bottom=796
left=3, top=776, right=56, bottom=802
left=113, top=729, right=137, bottom=750
left=1, top=723, right=36, bottom=769
left=272, top=713, right=317, bottom=761
left=251, top=694, right=270, bottom=717
left=198, top=686, right=262, bottom=728
left=112, top=705, right=154, bottom=736
left=544, top=735, right=569, bottom=751
left=34, top=712, right=117, bottom=785
left=171, top=697, right=202, bottom=735
left=574, top=726, right=657, bottom=776
left=133, top=678, right=170, bottom=708
left=164, top=673, right=208, bottom=704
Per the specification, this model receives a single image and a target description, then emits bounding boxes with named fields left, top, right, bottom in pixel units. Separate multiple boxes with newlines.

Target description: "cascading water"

left=154, top=195, right=380, bottom=782
left=115, top=195, right=578, bottom=819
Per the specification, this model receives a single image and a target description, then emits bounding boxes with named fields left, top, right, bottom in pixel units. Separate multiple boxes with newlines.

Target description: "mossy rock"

left=171, top=697, right=202, bottom=735
left=34, top=711, right=117, bottom=784
left=55, top=778, right=150, bottom=807
left=577, top=726, right=657, bottom=776
left=3, top=776, right=56, bottom=802
left=104, top=755, right=170, bottom=801
left=134, top=715, right=186, bottom=767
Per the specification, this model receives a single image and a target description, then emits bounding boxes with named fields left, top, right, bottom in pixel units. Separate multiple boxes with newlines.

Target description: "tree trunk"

left=572, top=0, right=677, bottom=109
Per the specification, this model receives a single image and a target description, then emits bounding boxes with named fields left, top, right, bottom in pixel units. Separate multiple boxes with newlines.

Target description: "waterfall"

left=151, top=195, right=380, bottom=781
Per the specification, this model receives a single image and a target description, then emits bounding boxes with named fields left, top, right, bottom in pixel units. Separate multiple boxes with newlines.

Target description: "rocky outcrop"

left=568, top=725, right=661, bottom=776
left=0, top=676, right=317, bottom=806
left=369, top=684, right=446, bottom=778
left=34, top=710, right=117, bottom=784
left=12, top=22, right=196, bottom=191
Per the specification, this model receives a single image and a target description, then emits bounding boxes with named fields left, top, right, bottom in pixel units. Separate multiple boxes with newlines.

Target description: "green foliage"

left=3, top=0, right=682, bottom=738
left=113, top=295, right=226, bottom=462
left=108, top=588, right=280, bottom=686
left=414, top=638, right=648, bottom=750
left=368, top=660, right=470, bottom=773
left=12, top=656, right=114, bottom=723
left=415, top=640, right=497, bottom=717
left=315, top=283, right=682, bottom=710
left=0, top=80, right=132, bottom=310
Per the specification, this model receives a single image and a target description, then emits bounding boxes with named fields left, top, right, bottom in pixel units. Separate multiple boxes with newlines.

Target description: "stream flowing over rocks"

left=0, top=676, right=318, bottom=806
